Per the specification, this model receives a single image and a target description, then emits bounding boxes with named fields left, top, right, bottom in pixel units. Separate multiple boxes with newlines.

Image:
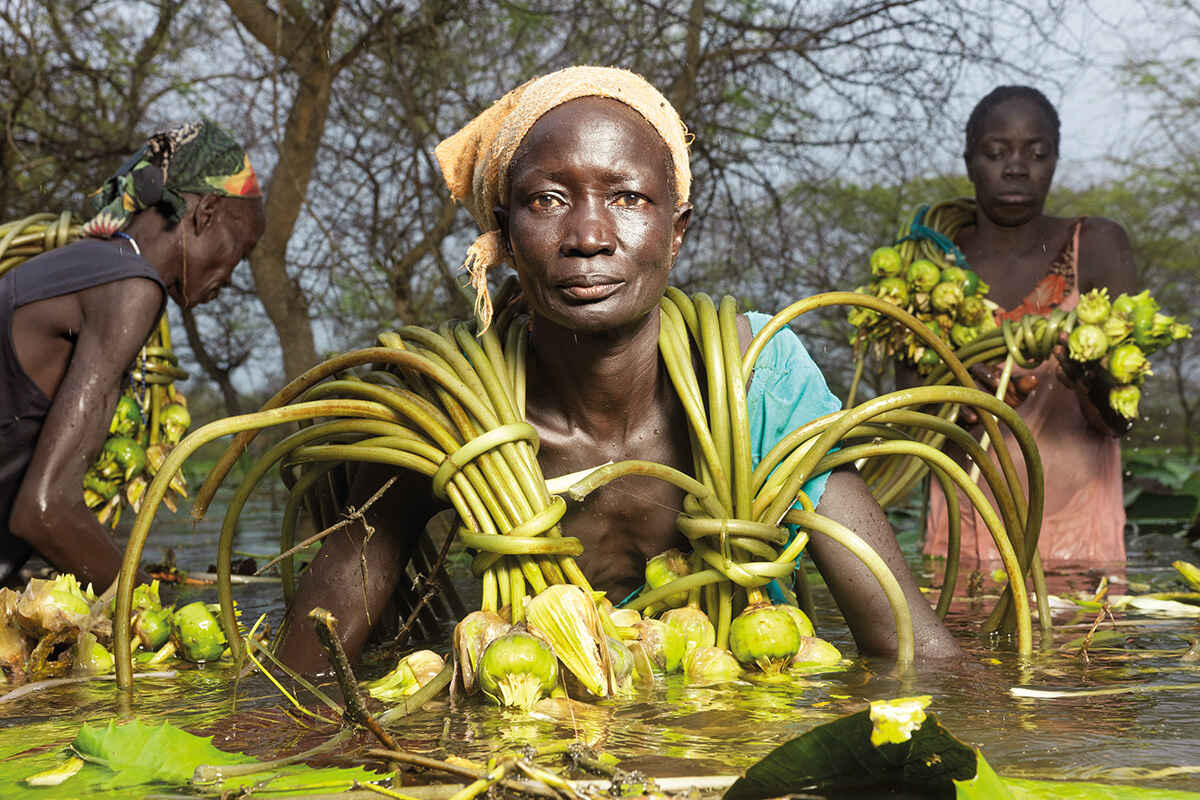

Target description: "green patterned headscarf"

left=82, top=119, right=262, bottom=238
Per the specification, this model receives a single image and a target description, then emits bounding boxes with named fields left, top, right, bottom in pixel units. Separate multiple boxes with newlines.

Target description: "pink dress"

left=923, top=219, right=1126, bottom=568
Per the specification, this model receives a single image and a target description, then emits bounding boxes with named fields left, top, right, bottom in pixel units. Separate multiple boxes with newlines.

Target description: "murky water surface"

left=3, top=488, right=1199, bottom=794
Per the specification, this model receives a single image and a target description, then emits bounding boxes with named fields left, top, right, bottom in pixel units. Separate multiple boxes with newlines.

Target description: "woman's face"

left=965, top=96, right=1058, bottom=228
left=501, top=97, right=690, bottom=334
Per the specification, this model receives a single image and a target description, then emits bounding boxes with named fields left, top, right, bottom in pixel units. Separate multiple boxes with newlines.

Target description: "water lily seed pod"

left=525, top=584, right=610, bottom=697
left=109, top=394, right=144, bottom=439
left=930, top=281, right=964, bottom=313
left=1067, top=324, right=1108, bottom=362
left=477, top=631, right=558, bottom=709
left=1110, top=292, right=1135, bottom=318
left=950, top=323, right=980, bottom=349
left=632, top=618, right=685, bottom=674
left=1109, top=384, right=1141, bottom=421
left=160, top=403, right=192, bottom=446
left=869, top=246, right=904, bottom=277
left=133, top=606, right=172, bottom=651
left=660, top=606, right=716, bottom=652
left=905, top=259, right=941, bottom=293
left=453, top=610, right=509, bottom=694
left=1103, top=313, right=1132, bottom=347
left=73, top=631, right=114, bottom=676
left=939, top=266, right=967, bottom=288
left=729, top=603, right=802, bottom=673
left=684, top=645, right=742, bottom=685
left=790, top=636, right=843, bottom=668
left=171, top=601, right=227, bottom=663
left=1075, top=288, right=1111, bottom=326
left=874, top=277, right=909, bottom=307
left=366, top=649, right=446, bottom=702
left=644, top=549, right=691, bottom=609
left=958, top=295, right=987, bottom=327
left=780, top=604, right=814, bottom=638
left=1106, top=343, right=1151, bottom=385
left=15, top=575, right=92, bottom=638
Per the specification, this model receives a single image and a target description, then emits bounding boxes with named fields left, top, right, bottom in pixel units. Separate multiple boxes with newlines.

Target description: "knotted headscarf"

left=82, top=119, right=262, bottom=238
left=435, top=65, right=691, bottom=330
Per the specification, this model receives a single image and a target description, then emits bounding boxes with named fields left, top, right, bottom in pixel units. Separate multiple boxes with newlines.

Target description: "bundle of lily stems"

left=112, top=280, right=1045, bottom=703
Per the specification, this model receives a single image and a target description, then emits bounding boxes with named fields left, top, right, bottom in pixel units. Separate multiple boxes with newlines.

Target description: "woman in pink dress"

left=923, top=86, right=1137, bottom=570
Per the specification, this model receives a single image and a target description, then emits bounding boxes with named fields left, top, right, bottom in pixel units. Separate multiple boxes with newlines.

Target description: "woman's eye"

left=530, top=193, right=562, bottom=209
left=612, top=192, right=646, bottom=207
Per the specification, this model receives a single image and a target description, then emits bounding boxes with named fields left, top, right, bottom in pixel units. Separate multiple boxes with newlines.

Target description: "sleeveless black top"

left=0, top=238, right=164, bottom=582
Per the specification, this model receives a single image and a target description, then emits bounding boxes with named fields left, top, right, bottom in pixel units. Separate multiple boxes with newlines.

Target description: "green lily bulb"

left=632, top=618, right=686, bottom=674
left=108, top=394, right=144, bottom=439
left=1075, top=288, right=1111, bottom=326
left=905, top=259, right=941, bottom=293
left=1110, top=292, right=1135, bottom=318
left=101, top=437, right=147, bottom=482
left=171, top=601, right=227, bottom=663
left=1103, top=313, right=1132, bottom=346
left=134, top=607, right=173, bottom=651
left=875, top=276, right=909, bottom=307
left=1106, top=343, right=1151, bottom=385
left=729, top=603, right=802, bottom=673
left=660, top=606, right=716, bottom=652
left=790, top=636, right=843, bottom=668
left=644, top=549, right=691, bottom=609
left=73, top=631, right=114, bottom=676
left=780, top=604, right=814, bottom=638
left=477, top=631, right=559, bottom=710
left=950, top=323, right=980, bottom=349
left=1067, top=324, right=1108, bottom=362
left=869, top=246, right=904, bottom=277
left=930, top=281, right=964, bottom=312
left=958, top=295, right=987, bottom=327
left=366, top=650, right=445, bottom=702
left=160, top=403, right=191, bottom=446
left=684, top=645, right=742, bottom=685
left=452, top=610, right=510, bottom=695
left=1109, top=384, right=1141, bottom=421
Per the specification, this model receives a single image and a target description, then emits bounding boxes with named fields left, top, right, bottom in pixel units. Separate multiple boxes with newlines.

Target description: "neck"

left=124, top=212, right=184, bottom=296
left=970, top=208, right=1052, bottom=252
left=525, top=311, right=669, bottom=440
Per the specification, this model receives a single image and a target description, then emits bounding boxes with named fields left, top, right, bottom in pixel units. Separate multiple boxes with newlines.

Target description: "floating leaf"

left=722, top=706, right=976, bottom=800
left=69, top=718, right=382, bottom=793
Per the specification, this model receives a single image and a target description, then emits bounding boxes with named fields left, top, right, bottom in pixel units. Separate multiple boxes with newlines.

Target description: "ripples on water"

left=3, top=489, right=1198, bottom=793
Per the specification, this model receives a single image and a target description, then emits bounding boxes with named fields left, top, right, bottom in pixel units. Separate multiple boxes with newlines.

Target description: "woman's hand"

left=959, top=363, right=1039, bottom=425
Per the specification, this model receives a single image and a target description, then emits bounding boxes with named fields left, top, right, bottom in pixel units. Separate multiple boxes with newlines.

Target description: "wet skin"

left=956, top=96, right=1137, bottom=430
left=276, top=97, right=961, bottom=673
left=7, top=194, right=264, bottom=587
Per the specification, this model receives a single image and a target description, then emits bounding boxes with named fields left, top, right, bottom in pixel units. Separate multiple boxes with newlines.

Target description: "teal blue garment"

left=745, top=311, right=842, bottom=603
left=745, top=311, right=841, bottom=508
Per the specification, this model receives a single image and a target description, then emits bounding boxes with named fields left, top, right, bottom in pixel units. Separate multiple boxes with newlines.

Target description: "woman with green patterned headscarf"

left=1, top=119, right=265, bottom=589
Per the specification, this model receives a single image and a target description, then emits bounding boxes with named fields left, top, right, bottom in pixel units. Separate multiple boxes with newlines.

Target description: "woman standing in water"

left=923, top=86, right=1138, bottom=568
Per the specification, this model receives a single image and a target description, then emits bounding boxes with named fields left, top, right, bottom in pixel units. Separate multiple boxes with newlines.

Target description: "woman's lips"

left=557, top=280, right=623, bottom=302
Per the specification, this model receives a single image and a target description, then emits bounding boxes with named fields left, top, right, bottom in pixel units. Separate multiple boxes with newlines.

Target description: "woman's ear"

left=671, top=202, right=693, bottom=259
left=192, top=193, right=221, bottom=235
left=493, top=206, right=512, bottom=255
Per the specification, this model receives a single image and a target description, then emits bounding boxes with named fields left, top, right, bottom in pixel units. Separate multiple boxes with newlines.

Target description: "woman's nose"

left=1002, top=155, right=1029, bottom=179
left=561, top=196, right=615, bottom=256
